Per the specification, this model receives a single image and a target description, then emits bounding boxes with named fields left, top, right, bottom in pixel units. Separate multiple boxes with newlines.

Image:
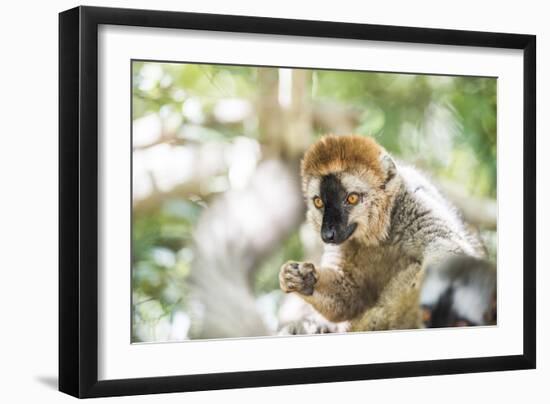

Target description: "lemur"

left=279, top=135, right=496, bottom=332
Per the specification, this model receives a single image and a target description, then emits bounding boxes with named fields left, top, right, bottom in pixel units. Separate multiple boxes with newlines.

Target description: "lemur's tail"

left=420, top=256, right=496, bottom=327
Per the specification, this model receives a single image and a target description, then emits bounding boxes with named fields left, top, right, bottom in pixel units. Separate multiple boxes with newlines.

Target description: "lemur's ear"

left=379, top=153, right=397, bottom=184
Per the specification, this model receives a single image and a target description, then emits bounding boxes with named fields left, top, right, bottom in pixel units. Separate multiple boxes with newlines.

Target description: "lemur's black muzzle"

left=321, top=222, right=357, bottom=244
left=321, top=227, right=337, bottom=243
left=321, top=207, right=357, bottom=244
left=320, top=174, right=358, bottom=244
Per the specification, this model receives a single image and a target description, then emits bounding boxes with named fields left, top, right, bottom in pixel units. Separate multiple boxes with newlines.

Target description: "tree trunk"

left=189, top=68, right=314, bottom=338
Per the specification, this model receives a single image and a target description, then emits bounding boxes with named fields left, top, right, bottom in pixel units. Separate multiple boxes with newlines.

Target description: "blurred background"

left=131, top=61, right=497, bottom=343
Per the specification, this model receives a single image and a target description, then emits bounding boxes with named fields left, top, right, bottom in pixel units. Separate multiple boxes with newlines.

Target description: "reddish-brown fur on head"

left=301, top=135, right=385, bottom=179
left=301, top=135, right=399, bottom=246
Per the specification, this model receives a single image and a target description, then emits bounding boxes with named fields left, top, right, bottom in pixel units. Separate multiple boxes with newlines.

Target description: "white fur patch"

left=306, top=177, right=321, bottom=198
left=320, top=244, right=344, bottom=270
left=452, top=284, right=490, bottom=325
left=340, top=172, right=371, bottom=194
left=419, top=271, right=447, bottom=306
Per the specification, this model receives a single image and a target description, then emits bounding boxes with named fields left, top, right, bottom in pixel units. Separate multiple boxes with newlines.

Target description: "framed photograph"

left=59, top=6, right=536, bottom=398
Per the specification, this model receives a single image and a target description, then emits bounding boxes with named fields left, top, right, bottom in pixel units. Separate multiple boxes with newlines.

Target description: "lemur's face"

left=301, top=135, right=400, bottom=246
left=305, top=170, right=387, bottom=245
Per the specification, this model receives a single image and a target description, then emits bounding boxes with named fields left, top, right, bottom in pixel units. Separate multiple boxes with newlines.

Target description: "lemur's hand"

left=279, top=261, right=318, bottom=296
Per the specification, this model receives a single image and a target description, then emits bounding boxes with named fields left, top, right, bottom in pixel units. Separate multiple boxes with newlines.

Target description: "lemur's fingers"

left=279, top=261, right=317, bottom=296
left=420, top=255, right=496, bottom=328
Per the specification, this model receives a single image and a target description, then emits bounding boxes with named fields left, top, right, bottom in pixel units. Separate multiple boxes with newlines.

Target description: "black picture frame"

left=59, top=5, right=536, bottom=398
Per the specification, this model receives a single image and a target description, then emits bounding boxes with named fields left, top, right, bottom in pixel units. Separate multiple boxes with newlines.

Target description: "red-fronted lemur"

left=280, top=135, right=496, bottom=332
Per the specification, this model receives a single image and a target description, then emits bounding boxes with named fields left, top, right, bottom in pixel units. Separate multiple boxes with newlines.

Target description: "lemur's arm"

left=279, top=261, right=364, bottom=322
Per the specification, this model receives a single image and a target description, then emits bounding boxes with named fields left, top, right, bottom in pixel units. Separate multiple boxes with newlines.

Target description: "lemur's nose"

left=322, top=227, right=336, bottom=243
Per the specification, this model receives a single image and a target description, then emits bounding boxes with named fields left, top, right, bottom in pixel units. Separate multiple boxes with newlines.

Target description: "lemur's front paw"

left=279, top=261, right=318, bottom=296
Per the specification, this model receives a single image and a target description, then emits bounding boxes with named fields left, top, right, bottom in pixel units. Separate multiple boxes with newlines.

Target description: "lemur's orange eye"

left=346, top=193, right=360, bottom=205
left=313, top=197, right=324, bottom=209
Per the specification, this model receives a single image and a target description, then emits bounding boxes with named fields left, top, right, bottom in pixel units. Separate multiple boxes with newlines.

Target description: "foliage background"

left=131, top=62, right=497, bottom=342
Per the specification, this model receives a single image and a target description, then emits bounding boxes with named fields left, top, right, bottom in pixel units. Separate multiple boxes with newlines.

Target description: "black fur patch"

left=319, top=175, right=357, bottom=244
left=426, top=287, right=456, bottom=327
